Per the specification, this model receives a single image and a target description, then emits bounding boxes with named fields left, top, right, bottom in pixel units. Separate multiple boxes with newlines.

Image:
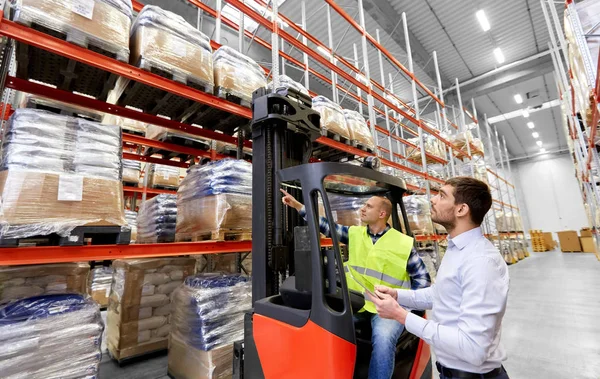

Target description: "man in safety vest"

left=281, top=189, right=431, bottom=379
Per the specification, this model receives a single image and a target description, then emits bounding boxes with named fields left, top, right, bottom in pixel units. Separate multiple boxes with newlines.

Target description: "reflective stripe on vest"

left=344, top=265, right=411, bottom=289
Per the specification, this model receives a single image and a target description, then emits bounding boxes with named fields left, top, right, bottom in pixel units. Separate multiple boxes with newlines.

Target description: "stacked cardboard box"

left=557, top=231, right=582, bottom=252
left=579, top=228, right=597, bottom=253
left=106, top=258, right=196, bottom=361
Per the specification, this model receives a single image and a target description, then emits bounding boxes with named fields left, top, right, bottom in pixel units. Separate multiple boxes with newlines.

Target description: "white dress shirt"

left=397, top=227, right=509, bottom=374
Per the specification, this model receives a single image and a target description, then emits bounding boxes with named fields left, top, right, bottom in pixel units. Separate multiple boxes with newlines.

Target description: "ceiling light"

left=527, top=122, right=535, bottom=129
left=532, top=132, right=539, bottom=138
left=476, top=10, right=491, bottom=32
left=540, top=148, right=546, bottom=153
left=522, top=109, right=530, bottom=118
left=493, top=47, right=505, bottom=64
left=536, top=140, right=543, bottom=147
left=514, top=94, right=523, bottom=104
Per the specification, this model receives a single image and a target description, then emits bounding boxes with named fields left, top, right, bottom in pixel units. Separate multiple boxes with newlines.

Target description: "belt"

left=435, top=362, right=506, bottom=378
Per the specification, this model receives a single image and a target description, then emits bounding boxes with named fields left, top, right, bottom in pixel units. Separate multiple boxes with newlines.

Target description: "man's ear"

left=455, top=203, right=470, bottom=218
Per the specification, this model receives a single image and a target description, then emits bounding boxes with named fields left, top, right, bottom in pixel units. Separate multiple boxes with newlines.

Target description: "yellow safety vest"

left=345, top=226, right=414, bottom=314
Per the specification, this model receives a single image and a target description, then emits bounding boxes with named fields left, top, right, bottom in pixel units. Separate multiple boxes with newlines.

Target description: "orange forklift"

left=232, top=87, right=431, bottom=378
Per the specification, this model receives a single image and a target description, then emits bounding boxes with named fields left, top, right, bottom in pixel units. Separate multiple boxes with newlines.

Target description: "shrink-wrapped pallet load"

left=0, top=109, right=126, bottom=242
left=213, top=46, right=267, bottom=105
left=137, top=194, right=177, bottom=243
left=313, top=96, right=350, bottom=140
left=125, top=210, right=138, bottom=243
left=267, top=74, right=309, bottom=95
left=176, top=159, right=252, bottom=242
left=89, top=266, right=114, bottom=307
left=147, top=163, right=181, bottom=189
left=106, top=258, right=196, bottom=361
left=403, top=195, right=434, bottom=235
left=0, top=263, right=90, bottom=304
left=343, top=109, right=375, bottom=151
left=122, top=159, right=141, bottom=184
left=0, top=294, right=104, bottom=379
left=168, top=273, right=251, bottom=379
left=15, top=92, right=103, bottom=121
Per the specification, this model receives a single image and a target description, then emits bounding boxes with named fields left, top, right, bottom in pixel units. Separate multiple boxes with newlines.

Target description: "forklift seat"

left=280, top=276, right=365, bottom=313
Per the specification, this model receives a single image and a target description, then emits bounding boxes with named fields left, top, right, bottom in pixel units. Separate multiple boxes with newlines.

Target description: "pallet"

left=351, top=140, right=375, bottom=154
left=0, top=225, right=131, bottom=248
left=14, top=22, right=122, bottom=101
left=144, top=133, right=211, bottom=161
left=177, top=229, right=252, bottom=242
left=123, top=181, right=140, bottom=188
left=219, top=146, right=253, bottom=161
left=110, top=347, right=168, bottom=367
left=122, top=129, right=146, bottom=137
left=149, top=184, right=179, bottom=191
left=321, top=129, right=352, bottom=145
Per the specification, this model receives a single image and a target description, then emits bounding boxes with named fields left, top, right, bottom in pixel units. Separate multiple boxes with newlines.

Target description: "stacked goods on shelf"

left=0, top=263, right=90, bottom=304
left=168, top=273, right=251, bottom=379
left=0, top=109, right=127, bottom=243
left=176, top=159, right=252, bottom=242
left=327, top=194, right=367, bottom=227
left=10, top=0, right=132, bottom=100
left=450, top=130, right=484, bottom=156
left=213, top=46, right=267, bottom=106
left=105, top=115, right=148, bottom=136
left=137, top=194, right=177, bottom=243
left=125, top=210, right=138, bottom=243
left=457, top=157, right=488, bottom=184
left=122, top=159, right=142, bottom=185
left=343, top=109, right=376, bottom=151
left=145, top=123, right=211, bottom=149
left=0, top=294, right=104, bottom=378
left=215, top=133, right=253, bottom=159
left=403, top=195, right=434, bottom=235
left=268, top=74, right=309, bottom=95
left=313, top=96, right=351, bottom=141
left=109, top=5, right=214, bottom=119
left=89, top=266, right=114, bottom=307
left=107, top=258, right=196, bottom=361
left=147, top=163, right=181, bottom=189
left=495, top=211, right=523, bottom=232
left=194, top=252, right=252, bottom=275
left=15, top=92, right=103, bottom=121
left=406, top=134, right=445, bottom=164
left=428, top=164, right=445, bottom=191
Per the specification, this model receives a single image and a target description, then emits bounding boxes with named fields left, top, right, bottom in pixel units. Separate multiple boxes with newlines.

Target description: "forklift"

left=232, top=86, right=431, bottom=378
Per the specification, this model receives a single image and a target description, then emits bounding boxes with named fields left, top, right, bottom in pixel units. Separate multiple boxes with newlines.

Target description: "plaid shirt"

left=299, top=207, right=431, bottom=290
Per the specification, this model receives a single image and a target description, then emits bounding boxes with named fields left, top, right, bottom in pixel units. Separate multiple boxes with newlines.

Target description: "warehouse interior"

left=0, top=0, right=599, bottom=378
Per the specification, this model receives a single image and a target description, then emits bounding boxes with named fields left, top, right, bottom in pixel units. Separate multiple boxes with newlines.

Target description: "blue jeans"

left=354, top=312, right=405, bottom=379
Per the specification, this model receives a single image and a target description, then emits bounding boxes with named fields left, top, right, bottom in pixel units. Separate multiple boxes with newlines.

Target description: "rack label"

left=58, top=175, right=84, bottom=201
left=72, top=0, right=95, bottom=20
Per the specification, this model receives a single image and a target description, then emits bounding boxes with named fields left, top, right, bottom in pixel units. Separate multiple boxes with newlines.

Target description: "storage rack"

left=544, top=0, right=600, bottom=260
left=0, top=0, right=526, bottom=266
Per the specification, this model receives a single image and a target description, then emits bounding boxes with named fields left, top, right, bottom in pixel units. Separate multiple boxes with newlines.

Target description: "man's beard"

left=432, top=211, right=455, bottom=230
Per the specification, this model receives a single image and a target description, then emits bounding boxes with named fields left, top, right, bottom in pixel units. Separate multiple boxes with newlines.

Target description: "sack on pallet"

left=343, top=109, right=375, bottom=151
left=213, top=46, right=267, bottom=105
left=0, top=109, right=126, bottom=240
left=403, top=195, right=434, bottom=235
left=147, top=163, right=180, bottom=189
left=122, top=159, right=141, bottom=184
left=107, top=258, right=195, bottom=361
left=15, top=92, right=104, bottom=122
left=267, top=74, right=309, bottom=95
left=131, top=5, right=214, bottom=91
left=0, top=294, right=103, bottom=379
left=312, top=96, right=350, bottom=140
left=0, top=262, right=90, bottom=304
left=104, top=115, right=148, bottom=135
left=168, top=273, right=251, bottom=379
left=176, top=159, right=252, bottom=241
left=450, top=130, right=484, bottom=156
left=88, top=266, right=113, bottom=307
left=137, top=194, right=177, bottom=243
left=406, top=134, right=445, bottom=164
left=11, top=0, right=132, bottom=62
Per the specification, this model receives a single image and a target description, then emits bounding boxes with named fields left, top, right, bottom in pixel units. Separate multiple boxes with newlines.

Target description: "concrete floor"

left=98, top=250, right=600, bottom=379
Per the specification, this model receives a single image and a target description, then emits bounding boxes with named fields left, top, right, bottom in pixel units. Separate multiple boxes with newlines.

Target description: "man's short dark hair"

left=445, top=177, right=492, bottom=225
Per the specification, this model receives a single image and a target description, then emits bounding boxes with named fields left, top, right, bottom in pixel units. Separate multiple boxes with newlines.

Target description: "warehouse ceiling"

left=141, top=0, right=566, bottom=161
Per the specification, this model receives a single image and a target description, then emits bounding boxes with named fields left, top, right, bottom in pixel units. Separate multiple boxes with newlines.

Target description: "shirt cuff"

left=298, top=205, right=307, bottom=219
left=396, top=289, right=412, bottom=306
left=404, top=312, right=427, bottom=339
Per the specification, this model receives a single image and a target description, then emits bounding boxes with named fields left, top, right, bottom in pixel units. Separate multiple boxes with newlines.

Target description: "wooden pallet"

left=0, top=225, right=131, bottom=247
left=177, top=229, right=252, bottom=242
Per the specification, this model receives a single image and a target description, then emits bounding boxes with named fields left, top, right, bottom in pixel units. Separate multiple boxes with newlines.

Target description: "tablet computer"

left=346, top=265, right=380, bottom=299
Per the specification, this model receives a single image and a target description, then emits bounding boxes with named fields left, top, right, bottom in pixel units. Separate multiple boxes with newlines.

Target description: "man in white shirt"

left=370, top=177, right=510, bottom=379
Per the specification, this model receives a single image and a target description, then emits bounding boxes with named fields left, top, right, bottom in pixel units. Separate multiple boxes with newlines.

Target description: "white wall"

left=512, top=154, right=588, bottom=233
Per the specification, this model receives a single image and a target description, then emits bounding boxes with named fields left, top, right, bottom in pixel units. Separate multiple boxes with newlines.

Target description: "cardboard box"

left=542, top=232, right=557, bottom=250
left=557, top=231, right=582, bottom=252
left=168, top=335, right=233, bottom=379
left=580, top=228, right=593, bottom=237
left=580, top=237, right=597, bottom=253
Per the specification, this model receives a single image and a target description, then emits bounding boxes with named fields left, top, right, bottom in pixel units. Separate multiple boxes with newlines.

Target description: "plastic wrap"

left=406, top=134, right=445, bottom=164
left=267, top=74, right=309, bottom=95
left=0, top=263, right=90, bottom=304
left=177, top=159, right=252, bottom=241
left=0, top=294, right=103, bottom=379
left=213, top=46, right=267, bottom=105
left=147, top=163, right=180, bottom=189
left=130, top=5, right=213, bottom=90
left=0, top=109, right=126, bottom=239
left=123, top=159, right=141, bottom=184
left=107, top=258, right=196, bottom=360
left=495, top=211, right=523, bottom=232
left=137, top=194, right=177, bottom=243
left=104, top=115, right=148, bottom=135
left=343, top=109, right=375, bottom=151
left=457, top=157, right=488, bottom=184
left=403, top=195, right=434, bottom=235
left=11, top=0, right=132, bottom=62
left=168, top=273, right=251, bottom=379
left=125, top=210, right=138, bottom=243
left=144, top=124, right=211, bottom=147
left=450, top=130, right=484, bottom=156
left=89, top=266, right=113, bottom=307
left=312, top=96, right=350, bottom=139
left=327, top=194, right=368, bottom=227
left=15, top=92, right=103, bottom=122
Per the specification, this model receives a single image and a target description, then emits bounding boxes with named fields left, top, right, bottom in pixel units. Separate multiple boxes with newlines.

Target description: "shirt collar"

left=367, top=224, right=390, bottom=237
left=447, top=227, right=483, bottom=250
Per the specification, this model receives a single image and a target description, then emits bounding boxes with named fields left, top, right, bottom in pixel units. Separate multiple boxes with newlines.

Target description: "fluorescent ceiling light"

left=493, top=47, right=505, bottom=64
left=476, top=10, right=491, bottom=31
left=487, top=99, right=560, bottom=124
left=527, top=122, right=535, bottom=129
left=532, top=132, right=539, bottom=138
left=540, top=148, right=546, bottom=153
left=522, top=109, right=530, bottom=118
left=536, top=140, right=543, bottom=147
left=514, top=94, right=523, bottom=104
